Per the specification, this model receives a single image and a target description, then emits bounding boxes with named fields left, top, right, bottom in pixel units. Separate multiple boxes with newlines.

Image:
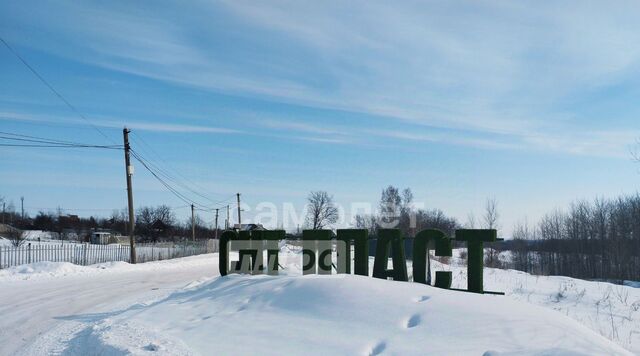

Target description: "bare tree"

left=399, top=188, right=416, bottom=235
left=136, top=205, right=177, bottom=241
left=512, top=219, right=534, bottom=272
left=0, top=195, right=5, bottom=224
left=379, top=186, right=402, bottom=228
left=483, top=198, right=501, bottom=268
left=7, top=226, right=25, bottom=247
left=305, top=191, right=339, bottom=230
left=466, top=212, right=476, bottom=229
left=154, top=205, right=176, bottom=227
left=354, top=214, right=378, bottom=235
left=483, top=198, right=500, bottom=231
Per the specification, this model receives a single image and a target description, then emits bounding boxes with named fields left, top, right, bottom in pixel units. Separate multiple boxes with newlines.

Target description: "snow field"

left=3, top=247, right=636, bottom=355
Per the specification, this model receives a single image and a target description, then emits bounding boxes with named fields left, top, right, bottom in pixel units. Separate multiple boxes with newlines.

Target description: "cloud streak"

left=2, top=1, right=639, bottom=158
left=0, top=111, right=240, bottom=135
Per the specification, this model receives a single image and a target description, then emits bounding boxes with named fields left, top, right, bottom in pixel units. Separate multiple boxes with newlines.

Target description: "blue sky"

left=1, top=1, right=639, bottom=234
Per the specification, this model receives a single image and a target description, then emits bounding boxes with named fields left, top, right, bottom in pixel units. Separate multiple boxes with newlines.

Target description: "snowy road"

left=0, top=255, right=219, bottom=355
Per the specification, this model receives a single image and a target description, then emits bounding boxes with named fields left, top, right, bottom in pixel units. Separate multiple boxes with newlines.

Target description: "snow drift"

left=56, top=273, right=630, bottom=355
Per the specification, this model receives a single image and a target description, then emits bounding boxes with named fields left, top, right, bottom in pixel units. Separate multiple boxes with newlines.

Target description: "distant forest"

left=504, top=194, right=640, bottom=282
left=3, top=190, right=640, bottom=282
left=359, top=188, right=640, bottom=282
left=0, top=201, right=214, bottom=242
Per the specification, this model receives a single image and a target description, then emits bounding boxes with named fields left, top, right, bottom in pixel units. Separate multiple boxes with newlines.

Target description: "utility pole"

left=226, top=205, right=230, bottom=229
left=2, top=202, right=5, bottom=225
left=214, top=208, right=219, bottom=239
left=20, top=196, right=24, bottom=221
left=123, top=127, right=136, bottom=264
left=191, top=204, right=196, bottom=242
left=236, top=193, right=242, bottom=228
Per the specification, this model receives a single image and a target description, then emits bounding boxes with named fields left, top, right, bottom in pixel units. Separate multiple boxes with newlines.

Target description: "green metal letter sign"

left=219, top=230, right=237, bottom=276
left=302, top=230, right=332, bottom=275
left=455, top=229, right=497, bottom=293
left=413, top=229, right=452, bottom=288
left=336, top=229, right=369, bottom=275
left=372, top=229, right=408, bottom=281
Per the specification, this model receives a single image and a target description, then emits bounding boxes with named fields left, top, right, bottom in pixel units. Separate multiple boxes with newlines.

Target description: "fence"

left=0, top=239, right=219, bottom=269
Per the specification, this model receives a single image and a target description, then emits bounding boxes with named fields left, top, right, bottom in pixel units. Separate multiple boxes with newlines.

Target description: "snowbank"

left=1, top=261, right=88, bottom=277
left=5, top=248, right=639, bottom=354
left=0, top=254, right=215, bottom=282
left=60, top=273, right=629, bottom=355
left=436, top=261, right=640, bottom=352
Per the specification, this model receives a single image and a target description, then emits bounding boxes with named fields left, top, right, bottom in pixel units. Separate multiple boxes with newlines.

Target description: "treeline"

left=509, top=194, right=640, bottom=281
left=2, top=204, right=215, bottom=242
left=354, top=186, right=459, bottom=237
left=133, top=205, right=215, bottom=242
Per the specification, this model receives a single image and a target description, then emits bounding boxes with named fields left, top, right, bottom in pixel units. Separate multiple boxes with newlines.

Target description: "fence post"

left=28, top=243, right=31, bottom=264
left=83, top=243, right=88, bottom=266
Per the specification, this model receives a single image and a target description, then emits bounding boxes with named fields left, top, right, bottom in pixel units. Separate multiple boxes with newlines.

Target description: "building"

left=90, top=231, right=114, bottom=245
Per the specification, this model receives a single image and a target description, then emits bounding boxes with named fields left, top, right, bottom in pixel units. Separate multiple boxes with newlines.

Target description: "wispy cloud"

left=0, top=111, right=240, bottom=135
left=364, top=129, right=521, bottom=151
left=115, top=121, right=239, bottom=134
left=259, top=119, right=344, bottom=136
left=2, top=1, right=640, bottom=157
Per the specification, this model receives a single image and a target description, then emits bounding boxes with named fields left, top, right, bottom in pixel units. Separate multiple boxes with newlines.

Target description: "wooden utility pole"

left=123, top=127, right=136, bottom=264
left=236, top=193, right=241, bottom=228
left=20, top=196, right=24, bottom=221
left=226, top=205, right=230, bottom=229
left=214, top=208, right=219, bottom=239
left=191, top=204, right=196, bottom=241
left=2, top=202, right=5, bottom=225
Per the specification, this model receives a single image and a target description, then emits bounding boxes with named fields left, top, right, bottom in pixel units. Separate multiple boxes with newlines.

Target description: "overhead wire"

left=0, top=131, right=122, bottom=149
left=128, top=134, right=236, bottom=206
left=1, top=36, right=240, bottom=217
left=130, top=131, right=234, bottom=206
left=0, top=143, right=120, bottom=149
left=131, top=148, right=234, bottom=208
left=0, top=36, right=117, bottom=144
left=129, top=149, right=202, bottom=208
left=1, top=131, right=235, bottom=214
left=130, top=149, right=234, bottom=211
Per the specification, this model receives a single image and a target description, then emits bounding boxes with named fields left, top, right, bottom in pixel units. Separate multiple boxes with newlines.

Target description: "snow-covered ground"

left=0, top=247, right=638, bottom=355
left=0, top=230, right=65, bottom=244
left=445, top=248, right=640, bottom=352
left=0, top=236, right=81, bottom=247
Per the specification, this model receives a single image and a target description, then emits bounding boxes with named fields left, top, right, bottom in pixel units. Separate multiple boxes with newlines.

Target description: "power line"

left=0, top=36, right=116, bottom=144
left=131, top=132, right=213, bottom=195
left=0, top=35, right=239, bottom=212
left=2, top=128, right=235, bottom=213
left=0, top=35, right=241, bottom=214
left=130, top=131, right=233, bottom=205
left=0, top=138, right=121, bottom=149
left=129, top=146, right=235, bottom=208
left=131, top=148, right=216, bottom=205
left=0, top=130, right=104, bottom=145
left=130, top=149, right=225, bottom=210
left=0, top=131, right=122, bottom=149
left=0, top=143, right=120, bottom=149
